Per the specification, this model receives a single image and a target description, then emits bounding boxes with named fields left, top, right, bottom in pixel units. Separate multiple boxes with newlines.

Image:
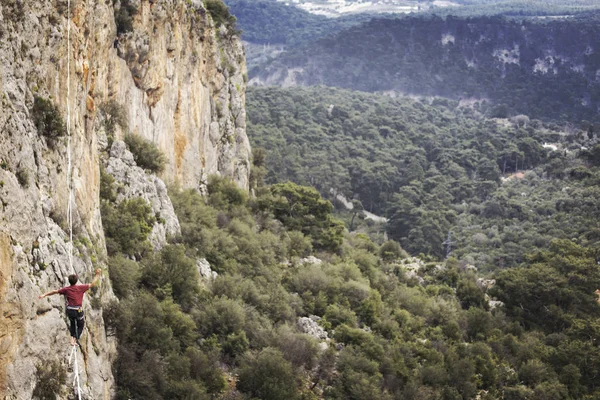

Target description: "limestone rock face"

left=111, top=0, right=250, bottom=191
left=0, top=0, right=250, bottom=397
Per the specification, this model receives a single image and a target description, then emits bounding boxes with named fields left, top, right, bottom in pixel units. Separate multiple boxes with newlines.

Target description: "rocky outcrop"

left=297, top=316, right=328, bottom=340
left=197, top=258, right=218, bottom=281
left=106, top=140, right=180, bottom=249
left=0, top=0, right=250, bottom=397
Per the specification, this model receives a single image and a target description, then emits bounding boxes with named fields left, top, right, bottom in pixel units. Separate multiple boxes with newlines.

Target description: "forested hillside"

left=102, top=169, right=600, bottom=400
left=250, top=15, right=600, bottom=123
left=227, top=0, right=373, bottom=46
left=247, top=86, right=600, bottom=266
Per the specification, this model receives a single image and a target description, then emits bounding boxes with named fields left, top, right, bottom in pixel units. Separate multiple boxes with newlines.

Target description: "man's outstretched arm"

left=90, top=268, right=102, bottom=287
left=39, top=289, right=60, bottom=299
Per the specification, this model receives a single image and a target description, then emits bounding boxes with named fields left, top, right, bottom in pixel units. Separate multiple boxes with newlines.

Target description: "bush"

left=100, top=167, right=117, bottom=202
left=101, top=197, right=156, bottom=257
left=32, top=96, right=65, bottom=148
left=33, top=360, right=66, bottom=400
left=204, top=0, right=237, bottom=30
left=16, top=167, right=29, bottom=188
left=186, top=347, right=228, bottom=394
left=207, top=175, right=247, bottom=210
left=237, top=347, right=299, bottom=400
left=99, top=100, right=128, bottom=140
left=379, top=240, right=406, bottom=261
left=287, top=230, right=312, bottom=258
left=109, top=255, right=141, bottom=298
left=262, top=182, right=344, bottom=251
left=141, top=245, right=200, bottom=310
left=124, top=133, right=166, bottom=173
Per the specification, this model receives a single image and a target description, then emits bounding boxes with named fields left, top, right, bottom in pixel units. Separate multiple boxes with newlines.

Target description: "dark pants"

left=66, top=308, right=85, bottom=339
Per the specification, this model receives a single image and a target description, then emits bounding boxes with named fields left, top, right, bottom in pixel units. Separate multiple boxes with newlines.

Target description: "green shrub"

left=123, top=133, right=166, bottom=173
left=186, top=347, right=227, bottom=393
left=287, top=230, right=312, bottom=257
left=109, top=255, right=141, bottom=298
left=237, top=347, right=299, bottom=400
left=33, top=360, right=66, bottom=400
left=99, top=100, right=128, bottom=142
left=32, top=96, right=65, bottom=148
left=101, top=197, right=155, bottom=257
left=16, top=167, right=29, bottom=188
left=204, top=0, right=237, bottom=30
left=323, top=304, right=358, bottom=328
left=207, top=175, right=247, bottom=210
left=100, top=167, right=117, bottom=202
left=379, top=240, right=406, bottom=261
left=141, top=245, right=200, bottom=310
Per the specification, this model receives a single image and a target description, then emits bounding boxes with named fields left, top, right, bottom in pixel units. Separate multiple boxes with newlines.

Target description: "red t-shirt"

left=58, top=284, right=91, bottom=307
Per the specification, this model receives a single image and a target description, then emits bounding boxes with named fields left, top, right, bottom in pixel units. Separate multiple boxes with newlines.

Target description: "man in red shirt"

left=39, top=268, right=102, bottom=346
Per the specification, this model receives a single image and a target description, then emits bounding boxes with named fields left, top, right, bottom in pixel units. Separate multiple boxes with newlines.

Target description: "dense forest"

left=246, top=86, right=600, bottom=266
left=100, top=155, right=600, bottom=399
left=249, top=15, right=600, bottom=123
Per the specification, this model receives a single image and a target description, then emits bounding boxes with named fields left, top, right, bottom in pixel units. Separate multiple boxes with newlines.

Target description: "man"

left=39, top=268, right=102, bottom=346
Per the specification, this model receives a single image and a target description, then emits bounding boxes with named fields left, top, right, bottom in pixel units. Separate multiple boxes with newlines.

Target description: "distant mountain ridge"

left=227, top=0, right=374, bottom=46
left=250, top=15, right=600, bottom=122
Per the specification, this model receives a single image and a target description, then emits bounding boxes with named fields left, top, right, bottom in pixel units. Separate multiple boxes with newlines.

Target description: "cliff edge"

left=0, top=0, right=250, bottom=398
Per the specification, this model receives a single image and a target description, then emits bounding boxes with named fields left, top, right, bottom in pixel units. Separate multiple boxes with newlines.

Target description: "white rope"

left=66, top=2, right=81, bottom=399
left=68, top=342, right=82, bottom=400
left=66, top=0, right=74, bottom=275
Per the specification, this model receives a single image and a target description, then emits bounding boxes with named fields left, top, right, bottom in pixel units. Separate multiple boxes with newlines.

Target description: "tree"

left=263, top=182, right=344, bottom=251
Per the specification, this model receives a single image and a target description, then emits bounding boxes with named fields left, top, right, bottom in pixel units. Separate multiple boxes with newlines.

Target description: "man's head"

left=68, top=274, right=78, bottom=285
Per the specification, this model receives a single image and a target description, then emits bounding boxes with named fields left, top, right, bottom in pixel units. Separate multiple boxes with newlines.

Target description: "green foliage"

left=108, top=255, right=141, bottom=299
left=249, top=147, right=268, bottom=189
left=237, top=347, right=300, bottom=400
left=100, top=167, right=117, bottom=202
left=101, top=197, right=155, bottom=257
left=123, top=133, right=166, bottom=173
left=99, top=100, right=128, bottom=142
left=206, top=175, right=247, bottom=210
left=492, top=240, right=600, bottom=333
left=247, top=85, right=600, bottom=265
left=32, top=96, right=65, bottom=148
left=204, top=0, right=237, bottom=30
left=103, top=168, right=600, bottom=399
left=141, top=244, right=200, bottom=310
left=379, top=240, right=406, bottom=261
left=16, top=167, right=29, bottom=188
left=33, top=360, right=66, bottom=400
left=260, top=182, right=344, bottom=251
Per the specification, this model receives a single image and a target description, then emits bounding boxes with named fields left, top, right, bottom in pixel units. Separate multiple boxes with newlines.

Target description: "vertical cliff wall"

left=0, top=0, right=250, bottom=398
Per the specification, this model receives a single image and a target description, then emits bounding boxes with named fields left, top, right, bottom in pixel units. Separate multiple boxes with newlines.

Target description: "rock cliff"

left=0, top=0, right=250, bottom=398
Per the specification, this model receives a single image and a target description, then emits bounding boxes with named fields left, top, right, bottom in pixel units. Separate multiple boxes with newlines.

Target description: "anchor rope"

left=66, top=0, right=81, bottom=398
